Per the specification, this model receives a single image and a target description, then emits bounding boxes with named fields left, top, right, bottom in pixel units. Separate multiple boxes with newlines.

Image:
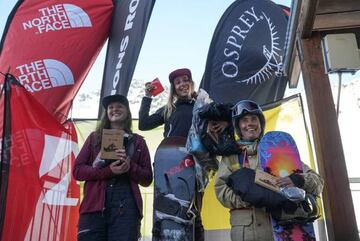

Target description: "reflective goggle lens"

left=232, top=100, right=261, bottom=117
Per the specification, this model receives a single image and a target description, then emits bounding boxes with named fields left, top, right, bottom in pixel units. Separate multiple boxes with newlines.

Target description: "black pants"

left=194, top=215, right=204, bottom=241
left=78, top=180, right=140, bottom=241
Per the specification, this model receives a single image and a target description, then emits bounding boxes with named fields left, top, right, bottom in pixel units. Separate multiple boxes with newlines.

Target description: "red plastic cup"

left=146, top=78, right=164, bottom=97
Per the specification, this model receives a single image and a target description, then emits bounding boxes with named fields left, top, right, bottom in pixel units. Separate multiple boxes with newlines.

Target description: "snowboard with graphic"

left=258, top=131, right=316, bottom=241
left=152, top=137, right=196, bottom=241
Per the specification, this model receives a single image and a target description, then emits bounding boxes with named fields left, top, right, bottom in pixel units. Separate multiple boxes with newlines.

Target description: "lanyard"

left=238, top=149, right=250, bottom=168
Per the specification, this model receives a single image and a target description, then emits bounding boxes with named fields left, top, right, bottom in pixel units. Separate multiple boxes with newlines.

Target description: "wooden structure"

left=285, top=0, right=360, bottom=240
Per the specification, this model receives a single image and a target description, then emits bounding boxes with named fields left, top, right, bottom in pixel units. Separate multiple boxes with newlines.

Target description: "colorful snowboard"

left=153, top=137, right=196, bottom=241
left=258, top=131, right=316, bottom=241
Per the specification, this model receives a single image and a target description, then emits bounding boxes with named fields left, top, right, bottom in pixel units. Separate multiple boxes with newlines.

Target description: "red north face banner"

left=0, top=75, right=80, bottom=241
left=0, top=0, right=113, bottom=122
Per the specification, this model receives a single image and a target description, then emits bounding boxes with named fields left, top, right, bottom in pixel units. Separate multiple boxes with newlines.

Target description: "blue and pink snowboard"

left=258, top=131, right=316, bottom=241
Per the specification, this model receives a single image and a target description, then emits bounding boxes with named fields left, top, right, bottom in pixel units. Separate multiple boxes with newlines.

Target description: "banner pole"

left=0, top=74, right=12, bottom=239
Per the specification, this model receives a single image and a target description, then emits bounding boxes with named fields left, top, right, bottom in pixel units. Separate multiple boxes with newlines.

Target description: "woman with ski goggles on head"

left=73, top=94, right=153, bottom=241
left=214, top=100, right=324, bottom=241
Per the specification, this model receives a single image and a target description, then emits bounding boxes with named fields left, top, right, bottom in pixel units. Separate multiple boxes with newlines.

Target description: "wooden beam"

left=288, top=50, right=301, bottom=88
left=300, top=32, right=359, bottom=241
left=314, top=11, right=360, bottom=31
left=298, top=0, right=319, bottom=38
left=317, top=1, right=360, bottom=14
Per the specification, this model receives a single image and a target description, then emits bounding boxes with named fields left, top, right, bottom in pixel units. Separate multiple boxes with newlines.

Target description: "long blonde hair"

left=164, top=79, right=196, bottom=120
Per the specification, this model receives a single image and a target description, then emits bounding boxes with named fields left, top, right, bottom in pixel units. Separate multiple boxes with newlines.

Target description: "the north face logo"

left=16, top=59, right=75, bottom=92
left=22, top=4, right=92, bottom=33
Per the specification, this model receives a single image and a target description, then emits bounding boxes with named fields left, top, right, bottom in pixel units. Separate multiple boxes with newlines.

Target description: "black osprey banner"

left=100, top=0, right=155, bottom=101
left=200, top=0, right=289, bottom=105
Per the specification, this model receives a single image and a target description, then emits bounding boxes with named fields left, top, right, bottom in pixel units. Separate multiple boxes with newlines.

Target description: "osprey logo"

left=222, top=6, right=284, bottom=85
left=16, top=59, right=74, bottom=93
left=22, top=4, right=92, bottom=34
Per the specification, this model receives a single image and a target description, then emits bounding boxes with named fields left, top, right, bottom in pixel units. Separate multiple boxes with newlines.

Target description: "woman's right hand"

left=109, top=159, right=130, bottom=175
left=145, top=82, right=154, bottom=97
left=109, top=148, right=130, bottom=175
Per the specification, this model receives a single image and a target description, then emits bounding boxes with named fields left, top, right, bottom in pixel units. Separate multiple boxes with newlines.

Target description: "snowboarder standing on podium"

left=139, top=68, right=204, bottom=240
left=74, top=94, right=153, bottom=241
left=214, top=100, right=324, bottom=241
left=139, top=68, right=228, bottom=240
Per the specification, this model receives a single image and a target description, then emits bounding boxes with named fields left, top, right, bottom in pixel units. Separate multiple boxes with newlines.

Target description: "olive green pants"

left=230, top=208, right=273, bottom=241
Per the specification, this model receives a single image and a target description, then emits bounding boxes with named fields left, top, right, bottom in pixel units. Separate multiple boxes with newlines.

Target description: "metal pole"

left=336, top=72, right=342, bottom=118
left=0, top=74, right=12, bottom=239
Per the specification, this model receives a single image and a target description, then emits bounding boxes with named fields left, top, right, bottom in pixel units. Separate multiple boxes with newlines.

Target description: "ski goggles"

left=232, top=100, right=262, bottom=118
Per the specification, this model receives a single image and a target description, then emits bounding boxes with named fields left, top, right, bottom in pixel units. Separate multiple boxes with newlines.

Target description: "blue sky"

left=82, top=0, right=291, bottom=93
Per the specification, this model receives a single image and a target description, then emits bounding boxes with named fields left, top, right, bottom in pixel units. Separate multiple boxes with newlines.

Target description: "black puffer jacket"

left=197, top=102, right=239, bottom=155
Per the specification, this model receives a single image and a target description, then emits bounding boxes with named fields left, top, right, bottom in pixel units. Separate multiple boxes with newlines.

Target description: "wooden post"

left=300, top=32, right=359, bottom=241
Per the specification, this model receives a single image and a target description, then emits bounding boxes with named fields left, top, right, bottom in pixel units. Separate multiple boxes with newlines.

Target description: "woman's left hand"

left=275, top=176, right=295, bottom=188
left=208, top=120, right=229, bottom=134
